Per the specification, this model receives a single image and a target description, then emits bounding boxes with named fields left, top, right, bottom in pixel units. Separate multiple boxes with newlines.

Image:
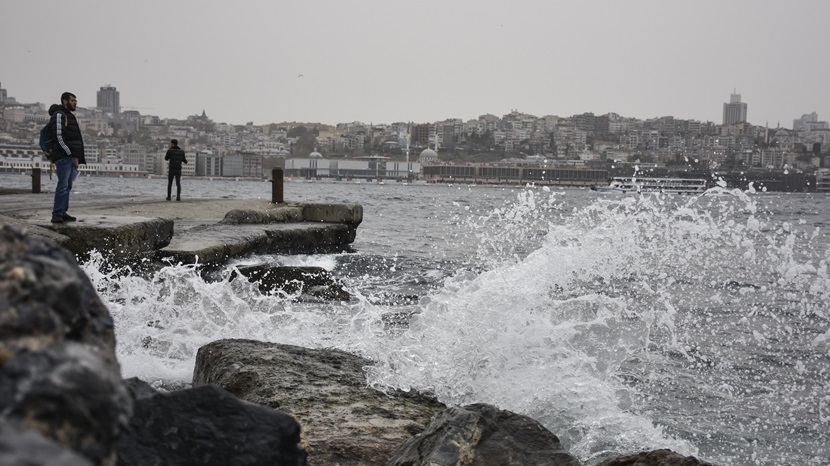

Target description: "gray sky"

left=3, top=0, right=828, bottom=127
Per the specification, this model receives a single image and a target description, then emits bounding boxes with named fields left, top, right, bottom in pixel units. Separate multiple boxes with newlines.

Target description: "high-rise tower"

left=722, top=91, right=747, bottom=126
left=97, top=85, right=120, bottom=113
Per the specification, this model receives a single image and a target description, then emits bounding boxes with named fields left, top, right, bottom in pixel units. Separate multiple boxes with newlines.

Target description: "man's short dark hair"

left=171, top=139, right=178, bottom=146
left=60, top=92, right=76, bottom=103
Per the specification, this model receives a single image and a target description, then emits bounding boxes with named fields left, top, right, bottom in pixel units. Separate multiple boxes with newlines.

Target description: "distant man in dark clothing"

left=49, top=92, right=86, bottom=223
left=165, top=139, right=187, bottom=201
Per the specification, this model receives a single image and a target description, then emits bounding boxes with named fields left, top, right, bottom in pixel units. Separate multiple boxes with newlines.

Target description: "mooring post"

left=271, top=167, right=284, bottom=204
left=32, top=167, right=41, bottom=193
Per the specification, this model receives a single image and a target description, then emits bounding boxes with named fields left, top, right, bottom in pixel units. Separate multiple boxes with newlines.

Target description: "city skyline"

left=3, top=0, right=829, bottom=127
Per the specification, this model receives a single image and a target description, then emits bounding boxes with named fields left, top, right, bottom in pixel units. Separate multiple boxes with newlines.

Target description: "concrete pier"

left=0, top=193, right=362, bottom=267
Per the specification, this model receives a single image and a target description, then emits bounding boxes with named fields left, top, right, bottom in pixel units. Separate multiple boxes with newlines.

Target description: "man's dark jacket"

left=165, top=145, right=187, bottom=171
left=48, top=105, right=86, bottom=164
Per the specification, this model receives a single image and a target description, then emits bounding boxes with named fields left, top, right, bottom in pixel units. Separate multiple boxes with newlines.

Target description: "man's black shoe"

left=51, top=215, right=64, bottom=224
left=166, top=197, right=171, bottom=201
left=62, top=214, right=77, bottom=222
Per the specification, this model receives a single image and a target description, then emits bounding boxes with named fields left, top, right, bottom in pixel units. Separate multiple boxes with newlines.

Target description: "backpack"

left=40, top=110, right=65, bottom=162
left=39, top=123, right=53, bottom=159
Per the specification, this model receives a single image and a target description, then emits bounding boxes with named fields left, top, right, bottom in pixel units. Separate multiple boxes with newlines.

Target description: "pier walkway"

left=0, top=192, right=362, bottom=266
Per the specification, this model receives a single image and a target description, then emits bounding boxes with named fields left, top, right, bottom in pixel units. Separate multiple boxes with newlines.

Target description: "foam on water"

left=79, top=186, right=830, bottom=465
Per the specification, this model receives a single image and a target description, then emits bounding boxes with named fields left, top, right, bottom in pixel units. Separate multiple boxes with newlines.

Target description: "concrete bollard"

left=271, top=167, right=284, bottom=204
left=32, top=168, right=41, bottom=193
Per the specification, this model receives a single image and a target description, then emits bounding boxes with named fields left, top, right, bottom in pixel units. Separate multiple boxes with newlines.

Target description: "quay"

left=0, top=188, right=362, bottom=267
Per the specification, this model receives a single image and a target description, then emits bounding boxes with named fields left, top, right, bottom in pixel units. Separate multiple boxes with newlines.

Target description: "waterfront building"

left=119, top=143, right=153, bottom=173
left=0, top=141, right=96, bottom=161
left=195, top=151, right=222, bottom=177
left=0, top=152, right=141, bottom=176
left=222, top=152, right=262, bottom=178
left=421, top=161, right=608, bottom=186
left=0, top=144, right=42, bottom=162
left=816, top=168, right=830, bottom=192
left=282, top=157, right=421, bottom=181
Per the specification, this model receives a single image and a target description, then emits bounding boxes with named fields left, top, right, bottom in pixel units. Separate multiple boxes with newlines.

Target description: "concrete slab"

left=0, top=194, right=362, bottom=266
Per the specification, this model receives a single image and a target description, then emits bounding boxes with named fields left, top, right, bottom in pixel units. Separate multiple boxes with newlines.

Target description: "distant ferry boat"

left=591, top=177, right=708, bottom=194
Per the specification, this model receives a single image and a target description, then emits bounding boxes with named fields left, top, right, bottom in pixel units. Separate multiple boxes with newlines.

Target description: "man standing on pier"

left=48, top=92, right=85, bottom=223
left=165, top=139, right=187, bottom=201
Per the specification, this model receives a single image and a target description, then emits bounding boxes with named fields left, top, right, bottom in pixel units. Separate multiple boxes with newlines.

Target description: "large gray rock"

left=192, top=339, right=445, bottom=466
left=0, top=224, right=132, bottom=466
left=387, top=403, right=583, bottom=466
left=230, top=264, right=351, bottom=301
left=596, top=449, right=715, bottom=466
left=117, top=378, right=307, bottom=466
left=0, top=421, right=94, bottom=466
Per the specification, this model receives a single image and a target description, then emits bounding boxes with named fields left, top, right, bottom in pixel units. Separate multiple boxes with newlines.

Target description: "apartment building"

left=723, top=92, right=748, bottom=125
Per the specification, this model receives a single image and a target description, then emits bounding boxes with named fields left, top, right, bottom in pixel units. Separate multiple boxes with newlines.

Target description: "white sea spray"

left=70, top=180, right=830, bottom=465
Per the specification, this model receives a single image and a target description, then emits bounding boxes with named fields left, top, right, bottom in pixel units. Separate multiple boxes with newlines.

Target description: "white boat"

left=591, top=177, right=708, bottom=194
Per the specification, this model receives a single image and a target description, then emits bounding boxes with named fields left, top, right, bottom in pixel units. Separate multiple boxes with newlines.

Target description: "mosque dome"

left=309, top=151, right=323, bottom=158
left=419, top=148, right=438, bottom=163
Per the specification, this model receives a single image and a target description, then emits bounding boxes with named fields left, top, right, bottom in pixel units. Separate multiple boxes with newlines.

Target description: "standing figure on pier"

left=48, top=92, right=86, bottom=223
left=165, top=139, right=187, bottom=201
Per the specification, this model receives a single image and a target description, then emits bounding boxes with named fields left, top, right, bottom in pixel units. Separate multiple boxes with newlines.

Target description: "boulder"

left=387, top=403, right=583, bottom=466
left=596, top=449, right=716, bottom=466
left=0, top=224, right=132, bottom=465
left=230, top=264, right=351, bottom=301
left=117, top=378, right=307, bottom=466
left=192, top=339, right=445, bottom=466
left=0, top=420, right=94, bottom=466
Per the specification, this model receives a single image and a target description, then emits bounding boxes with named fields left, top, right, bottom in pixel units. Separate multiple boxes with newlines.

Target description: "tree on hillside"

left=467, top=130, right=494, bottom=152
left=287, top=126, right=308, bottom=138
left=292, top=131, right=317, bottom=157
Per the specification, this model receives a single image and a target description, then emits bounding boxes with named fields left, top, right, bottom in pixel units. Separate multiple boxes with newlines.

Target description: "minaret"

left=405, top=123, right=411, bottom=164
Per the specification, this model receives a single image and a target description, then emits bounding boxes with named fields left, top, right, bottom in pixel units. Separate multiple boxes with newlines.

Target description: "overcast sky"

left=3, top=0, right=828, bottom=127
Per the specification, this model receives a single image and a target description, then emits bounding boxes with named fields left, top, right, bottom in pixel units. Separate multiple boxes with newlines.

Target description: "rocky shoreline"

left=0, top=224, right=716, bottom=465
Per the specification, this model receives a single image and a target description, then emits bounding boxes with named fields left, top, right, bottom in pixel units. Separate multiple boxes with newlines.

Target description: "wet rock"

left=192, top=339, right=445, bottom=466
left=597, top=449, right=716, bottom=466
left=387, top=403, right=583, bottom=466
left=0, top=420, right=94, bottom=466
left=0, top=224, right=132, bottom=465
left=0, top=213, right=67, bottom=244
left=117, top=378, right=307, bottom=466
left=231, top=264, right=351, bottom=301
left=719, top=280, right=760, bottom=291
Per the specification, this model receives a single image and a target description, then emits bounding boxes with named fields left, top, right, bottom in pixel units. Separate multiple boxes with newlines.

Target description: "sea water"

left=2, top=173, right=829, bottom=465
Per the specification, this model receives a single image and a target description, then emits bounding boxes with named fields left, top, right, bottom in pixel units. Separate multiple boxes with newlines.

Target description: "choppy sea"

left=3, top=173, right=829, bottom=465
